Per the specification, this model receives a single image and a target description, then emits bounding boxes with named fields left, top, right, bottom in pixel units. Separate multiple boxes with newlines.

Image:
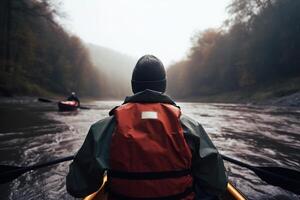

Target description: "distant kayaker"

left=66, top=55, right=228, bottom=199
left=67, top=92, right=80, bottom=107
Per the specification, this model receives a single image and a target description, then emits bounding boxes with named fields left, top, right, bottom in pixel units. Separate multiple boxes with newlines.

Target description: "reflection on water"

left=0, top=99, right=299, bottom=200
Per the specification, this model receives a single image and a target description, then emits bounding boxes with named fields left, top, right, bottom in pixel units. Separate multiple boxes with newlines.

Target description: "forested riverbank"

left=0, top=0, right=105, bottom=97
left=176, top=77, right=300, bottom=107
left=1, top=0, right=300, bottom=104
left=167, top=0, right=300, bottom=104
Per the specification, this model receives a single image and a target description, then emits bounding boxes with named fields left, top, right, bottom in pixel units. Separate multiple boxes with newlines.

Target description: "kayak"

left=222, top=182, right=247, bottom=200
left=84, top=176, right=247, bottom=200
left=57, top=101, right=79, bottom=111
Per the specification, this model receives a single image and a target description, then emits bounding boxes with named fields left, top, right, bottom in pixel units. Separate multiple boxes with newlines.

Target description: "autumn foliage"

left=0, top=0, right=104, bottom=97
left=167, top=0, right=300, bottom=98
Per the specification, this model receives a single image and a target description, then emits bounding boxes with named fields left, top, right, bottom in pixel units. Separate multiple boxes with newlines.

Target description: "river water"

left=0, top=98, right=299, bottom=200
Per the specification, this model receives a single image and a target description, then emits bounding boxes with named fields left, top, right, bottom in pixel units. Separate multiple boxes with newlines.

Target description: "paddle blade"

left=0, top=165, right=25, bottom=184
left=255, top=166, right=300, bottom=195
left=38, top=98, right=53, bottom=103
left=79, top=106, right=90, bottom=110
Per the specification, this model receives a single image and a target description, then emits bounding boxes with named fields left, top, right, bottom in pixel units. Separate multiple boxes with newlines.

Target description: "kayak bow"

left=58, top=101, right=79, bottom=111
left=83, top=176, right=247, bottom=200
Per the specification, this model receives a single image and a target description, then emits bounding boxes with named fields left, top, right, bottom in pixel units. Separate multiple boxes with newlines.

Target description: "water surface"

left=0, top=99, right=299, bottom=200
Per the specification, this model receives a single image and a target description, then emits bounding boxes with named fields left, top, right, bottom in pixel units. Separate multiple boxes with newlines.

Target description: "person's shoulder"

left=180, top=114, right=200, bottom=127
left=90, top=116, right=115, bottom=130
left=86, top=116, right=116, bottom=141
left=180, top=114, right=207, bottom=137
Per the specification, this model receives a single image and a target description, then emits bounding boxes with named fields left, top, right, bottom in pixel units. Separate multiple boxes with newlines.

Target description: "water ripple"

left=0, top=101, right=299, bottom=199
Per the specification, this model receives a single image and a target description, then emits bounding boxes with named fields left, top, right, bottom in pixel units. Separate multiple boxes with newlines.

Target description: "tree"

left=167, top=0, right=300, bottom=99
left=0, top=0, right=105, bottom=97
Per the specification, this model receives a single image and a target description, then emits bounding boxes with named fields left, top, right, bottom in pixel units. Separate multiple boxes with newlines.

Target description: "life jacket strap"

left=109, top=187, right=193, bottom=200
left=108, top=169, right=191, bottom=180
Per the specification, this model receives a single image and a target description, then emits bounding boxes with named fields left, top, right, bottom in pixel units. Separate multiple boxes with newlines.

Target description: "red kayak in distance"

left=57, top=101, right=79, bottom=111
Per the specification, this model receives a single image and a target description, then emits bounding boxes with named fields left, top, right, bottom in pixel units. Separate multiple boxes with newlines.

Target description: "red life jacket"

left=109, top=103, right=194, bottom=200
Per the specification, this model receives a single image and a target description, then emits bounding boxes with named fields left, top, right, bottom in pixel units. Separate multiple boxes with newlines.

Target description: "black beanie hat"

left=131, top=55, right=166, bottom=94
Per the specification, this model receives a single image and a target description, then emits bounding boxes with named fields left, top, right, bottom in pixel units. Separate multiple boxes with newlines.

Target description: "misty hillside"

left=87, top=44, right=137, bottom=98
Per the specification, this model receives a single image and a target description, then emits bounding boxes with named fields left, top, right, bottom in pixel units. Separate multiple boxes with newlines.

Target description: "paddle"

left=38, top=97, right=90, bottom=110
left=78, top=106, right=90, bottom=110
left=221, top=154, right=300, bottom=195
left=0, top=156, right=74, bottom=184
left=38, top=98, right=54, bottom=103
left=1, top=154, right=299, bottom=195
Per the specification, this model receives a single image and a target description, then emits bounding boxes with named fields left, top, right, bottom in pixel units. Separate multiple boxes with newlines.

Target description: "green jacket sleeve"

left=66, top=116, right=115, bottom=198
left=180, top=114, right=228, bottom=196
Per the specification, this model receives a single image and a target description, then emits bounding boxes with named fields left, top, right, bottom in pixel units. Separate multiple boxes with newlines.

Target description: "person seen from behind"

left=66, top=55, right=228, bottom=199
left=67, top=92, right=80, bottom=107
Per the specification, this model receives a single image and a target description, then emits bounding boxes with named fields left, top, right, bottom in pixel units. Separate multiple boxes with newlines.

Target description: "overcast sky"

left=61, top=0, right=231, bottom=67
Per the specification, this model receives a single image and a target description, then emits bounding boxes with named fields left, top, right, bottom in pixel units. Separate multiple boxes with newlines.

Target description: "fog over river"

left=0, top=99, right=299, bottom=200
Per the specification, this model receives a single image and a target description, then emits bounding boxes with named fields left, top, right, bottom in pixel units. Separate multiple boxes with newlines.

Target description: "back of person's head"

left=131, top=55, right=166, bottom=94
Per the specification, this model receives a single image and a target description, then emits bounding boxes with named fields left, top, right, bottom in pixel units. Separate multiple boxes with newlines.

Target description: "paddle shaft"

left=222, top=154, right=288, bottom=178
left=25, top=156, right=74, bottom=171
left=38, top=98, right=54, bottom=103
left=221, top=154, right=300, bottom=195
left=38, top=98, right=89, bottom=110
left=1, top=152, right=299, bottom=195
left=222, top=154, right=288, bottom=180
left=222, top=155, right=256, bottom=170
left=0, top=156, right=74, bottom=179
left=2, top=154, right=254, bottom=178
